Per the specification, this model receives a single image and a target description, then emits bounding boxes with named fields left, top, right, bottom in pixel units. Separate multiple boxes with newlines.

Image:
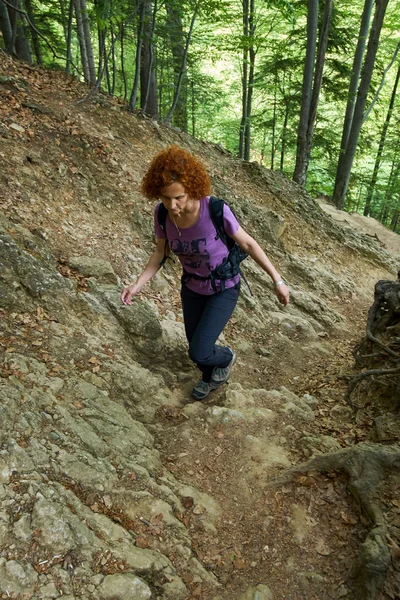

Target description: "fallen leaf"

left=340, top=511, right=358, bottom=525
left=193, top=504, right=206, bottom=515
left=234, top=557, right=246, bottom=569
left=192, top=586, right=202, bottom=597
left=182, top=496, right=194, bottom=509
left=151, top=513, right=163, bottom=525
left=135, top=536, right=150, bottom=549
left=315, top=538, right=331, bottom=556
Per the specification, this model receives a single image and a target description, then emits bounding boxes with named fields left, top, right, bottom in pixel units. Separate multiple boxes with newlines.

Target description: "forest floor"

left=1, top=54, right=399, bottom=600
left=318, top=199, right=400, bottom=258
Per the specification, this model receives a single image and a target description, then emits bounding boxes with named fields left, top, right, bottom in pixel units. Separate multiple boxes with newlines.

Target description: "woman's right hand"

left=121, top=282, right=142, bottom=305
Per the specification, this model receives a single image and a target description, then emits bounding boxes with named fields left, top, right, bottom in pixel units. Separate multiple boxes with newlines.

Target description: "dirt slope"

left=318, top=199, right=400, bottom=258
left=1, top=52, right=399, bottom=600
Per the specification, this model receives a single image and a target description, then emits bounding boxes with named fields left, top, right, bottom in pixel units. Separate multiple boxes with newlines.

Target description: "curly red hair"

left=141, top=145, right=211, bottom=200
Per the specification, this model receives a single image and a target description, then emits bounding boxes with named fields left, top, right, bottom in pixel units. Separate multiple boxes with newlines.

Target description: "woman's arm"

left=231, top=226, right=290, bottom=305
left=121, top=237, right=167, bottom=305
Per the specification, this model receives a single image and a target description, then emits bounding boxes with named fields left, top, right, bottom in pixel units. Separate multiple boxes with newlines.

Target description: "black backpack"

left=157, top=196, right=252, bottom=294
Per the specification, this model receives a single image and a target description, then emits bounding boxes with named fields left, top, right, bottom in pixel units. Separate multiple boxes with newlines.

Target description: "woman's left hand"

left=274, top=282, right=290, bottom=305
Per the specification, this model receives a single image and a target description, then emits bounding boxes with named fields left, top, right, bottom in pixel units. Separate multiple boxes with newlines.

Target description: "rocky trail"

left=0, top=53, right=399, bottom=600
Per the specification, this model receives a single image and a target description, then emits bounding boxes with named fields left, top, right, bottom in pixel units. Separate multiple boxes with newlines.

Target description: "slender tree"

left=24, top=0, right=42, bottom=64
left=75, top=0, right=90, bottom=82
left=140, top=0, right=158, bottom=118
left=243, top=0, right=255, bottom=161
left=164, top=1, right=199, bottom=126
left=66, top=0, right=74, bottom=73
left=239, top=0, right=249, bottom=159
left=129, top=0, right=145, bottom=111
left=293, top=0, right=332, bottom=185
left=165, top=0, right=190, bottom=130
left=292, top=0, right=318, bottom=185
left=335, top=0, right=373, bottom=170
left=0, top=0, right=14, bottom=53
left=333, top=0, right=389, bottom=210
left=364, top=63, right=400, bottom=217
left=7, top=0, right=32, bottom=61
left=79, top=0, right=96, bottom=85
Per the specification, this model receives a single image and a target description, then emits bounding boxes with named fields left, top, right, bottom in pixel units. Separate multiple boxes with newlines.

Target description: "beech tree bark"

left=7, top=0, right=32, bottom=62
left=0, top=0, right=14, bottom=53
left=292, top=0, right=318, bottom=185
left=363, top=64, right=400, bottom=217
left=297, top=0, right=332, bottom=184
left=164, top=2, right=199, bottom=127
left=333, top=0, right=389, bottom=211
left=79, top=0, right=96, bottom=85
left=140, top=0, right=158, bottom=118
left=66, top=0, right=74, bottom=74
left=244, top=0, right=255, bottom=162
left=334, top=0, right=373, bottom=183
left=74, top=0, right=90, bottom=83
left=165, top=0, right=190, bottom=130
left=239, top=0, right=248, bottom=159
left=129, top=0, right=145, bottom=111
left=24, top=0, right=42, bottom=64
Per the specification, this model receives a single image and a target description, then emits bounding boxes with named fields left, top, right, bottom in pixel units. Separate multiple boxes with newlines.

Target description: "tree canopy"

left=1, top=0, right=399, bottom=229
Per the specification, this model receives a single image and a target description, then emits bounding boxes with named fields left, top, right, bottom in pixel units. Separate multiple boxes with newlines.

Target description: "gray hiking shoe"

left=210, top=348, right=237, bottom=388
left=191, top=379, right=212, bottom=401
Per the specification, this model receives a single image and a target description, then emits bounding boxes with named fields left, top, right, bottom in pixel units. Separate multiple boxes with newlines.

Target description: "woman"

left=121, top=145, right=289, bottom=400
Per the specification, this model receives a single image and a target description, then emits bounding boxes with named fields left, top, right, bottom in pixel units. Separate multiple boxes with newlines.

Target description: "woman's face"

left=160, top=182, right=189, bottom=216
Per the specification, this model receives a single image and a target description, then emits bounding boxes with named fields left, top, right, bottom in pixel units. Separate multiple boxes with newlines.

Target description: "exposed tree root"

left=268, top=443, right=400, bottom=599
left=349, top=278, right=400, bottom=407
left=345, top=366, right=400, bottom=406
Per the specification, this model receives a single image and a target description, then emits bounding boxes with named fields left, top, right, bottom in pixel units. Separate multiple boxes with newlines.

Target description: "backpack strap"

left=156, top=203, right=174, bottom=268
left=209, top=196, right=253, bottom=296
left=209, top=197, right=236, bottom=250
left=209, top=197, right=227, bottom=245
left=157, top=202, right=168, bottom=233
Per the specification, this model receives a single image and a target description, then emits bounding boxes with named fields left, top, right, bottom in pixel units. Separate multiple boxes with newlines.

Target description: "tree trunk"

left=390, top=207, right=399, bottom=232
left=244, top=0, right=255, bottom=162
left=110, top=22, right=116, bottom=96
left=271, top=73, right=277, bottom=170
left=96, top=19, right=104, bottom=80
left=239, top=0, right=249, bottom=159
left=191, top=79, right=195, bottom=136
left=8, top=0, right=32, bottom=62
left=24, top=0, right=42, bottom=64
left=280, top=98, right=290, bottom=172
left=292, top=0, right=318, bottom=185
left=66, top=0, right=74, bottom=73
left=140, top=0, right=158, bottom=118
left=165, top=0, right=189, bottom=130
left=75, top=0, right=90, bottom=83
left=300, top=0, right=332, bottom=183
left=120, top=22, right=127, bottom=101
left=79, top=0, right=96, bottom=85
left=104, top=39, right=111, bottom=94
left=364, top=64, right=400, bottom=217
left=129, top=0, right=145, bottom=111
left=164, top=2, right=198, bottom=126
left=333, top=0, right=390, bottom=210
left=0, top=0, right=14, bottom=53
left=337, top=0, right=373, bottom=165
left=363, top=41, right=400, bottom=122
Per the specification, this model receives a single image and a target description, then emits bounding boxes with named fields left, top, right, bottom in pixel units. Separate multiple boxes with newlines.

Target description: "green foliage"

left=1, top=0, right=399, bottom=225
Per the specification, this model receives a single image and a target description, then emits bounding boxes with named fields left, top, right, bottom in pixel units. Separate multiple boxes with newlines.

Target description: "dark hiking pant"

left=180, top=283, right=240, bottom=382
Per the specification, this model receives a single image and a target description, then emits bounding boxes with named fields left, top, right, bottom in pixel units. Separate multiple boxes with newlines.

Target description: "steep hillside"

left=1, top=52, right=399, bottom=600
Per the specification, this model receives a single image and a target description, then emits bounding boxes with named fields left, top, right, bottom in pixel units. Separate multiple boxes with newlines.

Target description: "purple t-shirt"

left=154, top=196, right=240, bottom=295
